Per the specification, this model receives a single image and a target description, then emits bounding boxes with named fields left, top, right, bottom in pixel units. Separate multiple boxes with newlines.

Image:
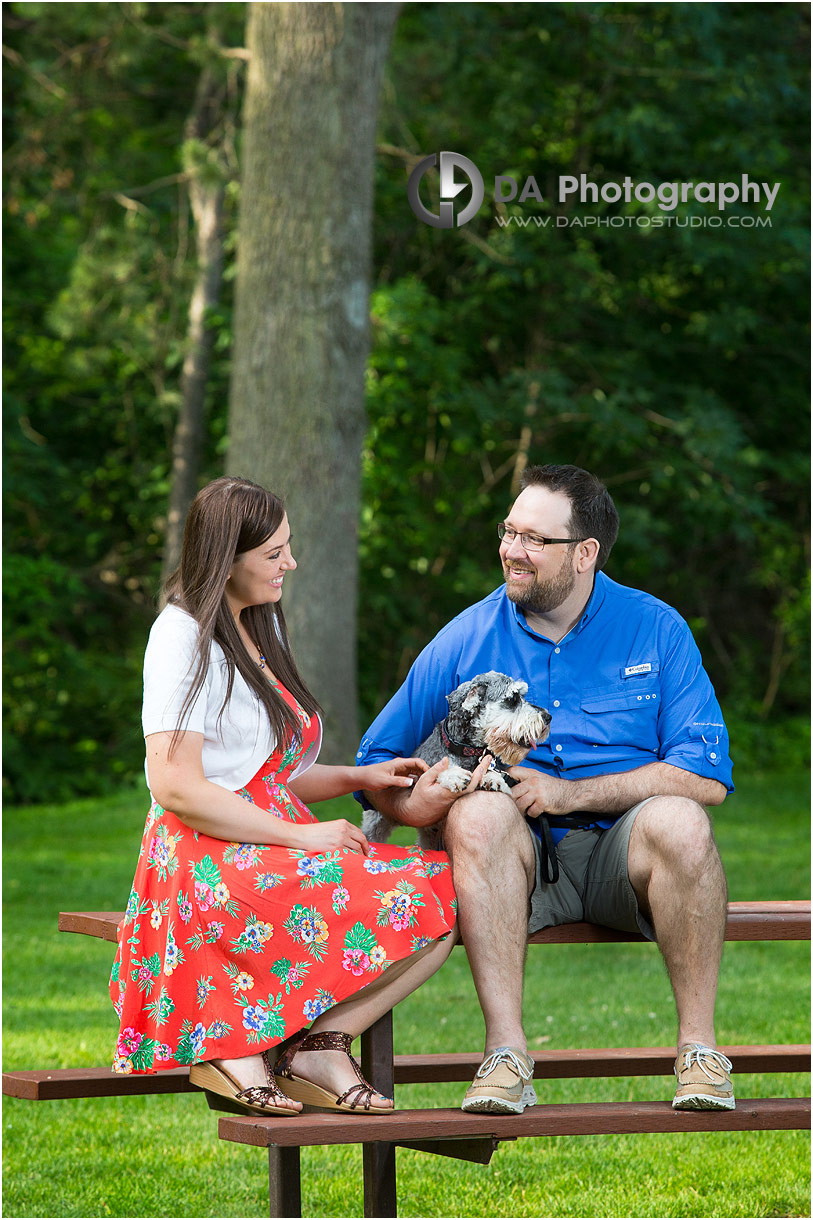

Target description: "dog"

left=361, top=671, right=551, bottom=850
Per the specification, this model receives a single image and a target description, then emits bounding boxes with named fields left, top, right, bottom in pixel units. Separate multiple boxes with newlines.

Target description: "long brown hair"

left=163, top=476, right=320, bottom=753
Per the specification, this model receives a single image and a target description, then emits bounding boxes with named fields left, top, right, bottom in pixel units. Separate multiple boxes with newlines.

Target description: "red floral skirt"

left=110, top=684, right=456, bottom=1073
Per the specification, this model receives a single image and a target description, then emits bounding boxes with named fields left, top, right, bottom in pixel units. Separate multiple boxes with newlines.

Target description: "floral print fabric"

left=110, top=678, right=456, bottom=1073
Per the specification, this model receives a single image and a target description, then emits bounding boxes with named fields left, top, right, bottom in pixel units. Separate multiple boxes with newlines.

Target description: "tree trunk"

left=227, top=2, right=398, bottom=761
left=161, top=67, right=227, bottom=586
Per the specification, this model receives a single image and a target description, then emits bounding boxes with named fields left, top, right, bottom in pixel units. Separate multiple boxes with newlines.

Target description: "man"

left=356, top=463, right=735, bottom=1115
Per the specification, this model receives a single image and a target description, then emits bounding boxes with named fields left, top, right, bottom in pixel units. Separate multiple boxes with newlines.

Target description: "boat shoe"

left=461, top=1046, right=537, bottom=1114
left=673, top=1043, right=735, bottom=1110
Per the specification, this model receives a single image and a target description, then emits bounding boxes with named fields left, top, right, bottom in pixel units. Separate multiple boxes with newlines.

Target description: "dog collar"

left=438, top=718, right=482, bottom=758
left=438, top=719, right=519, bottom=787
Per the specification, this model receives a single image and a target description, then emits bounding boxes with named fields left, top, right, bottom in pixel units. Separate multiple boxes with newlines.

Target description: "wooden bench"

left=3, top=902, right=810, bottom=1218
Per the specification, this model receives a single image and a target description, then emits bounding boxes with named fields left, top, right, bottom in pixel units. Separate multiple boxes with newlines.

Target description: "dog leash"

left=530, top=812, right=601, bottom=883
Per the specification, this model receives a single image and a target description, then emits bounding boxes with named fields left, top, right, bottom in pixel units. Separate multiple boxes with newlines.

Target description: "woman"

left=110, top=477, right=489, bottom=1116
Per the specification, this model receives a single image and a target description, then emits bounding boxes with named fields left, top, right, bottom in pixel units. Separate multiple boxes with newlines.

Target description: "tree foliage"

left=359, top=2, right=810, bottom=743
left=3, top=2, right=809, bottom=802
left=3, top=2, right=244, bottom=800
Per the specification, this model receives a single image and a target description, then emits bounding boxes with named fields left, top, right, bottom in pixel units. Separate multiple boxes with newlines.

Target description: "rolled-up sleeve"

left=656, top=619, right=734, bottom=791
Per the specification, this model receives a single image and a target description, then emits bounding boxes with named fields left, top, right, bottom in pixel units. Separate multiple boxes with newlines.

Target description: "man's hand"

left=509, top=760, right=727, bottom=818
left=405, top=754, right=496, bottom=825
left=366, top=753, right=494, bottom=829
left=508, top=766, right=574, bottom=818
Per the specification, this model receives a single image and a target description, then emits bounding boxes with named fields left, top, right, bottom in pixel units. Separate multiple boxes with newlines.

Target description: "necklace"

left=242, top=631, right=266, bottom=669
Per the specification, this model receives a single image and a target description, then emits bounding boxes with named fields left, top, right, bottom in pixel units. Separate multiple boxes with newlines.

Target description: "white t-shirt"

left=142, top=604, right=321, bottom=792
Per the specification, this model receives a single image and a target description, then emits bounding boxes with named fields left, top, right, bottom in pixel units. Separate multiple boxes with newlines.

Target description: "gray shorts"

left=528, top=799, right=656, bottom=940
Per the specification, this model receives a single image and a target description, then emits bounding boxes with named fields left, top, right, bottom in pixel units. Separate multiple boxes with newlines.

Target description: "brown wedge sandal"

left=274, top=1029, right=394, bottom=1113
left=189, top=1050, right=300, bottom=1117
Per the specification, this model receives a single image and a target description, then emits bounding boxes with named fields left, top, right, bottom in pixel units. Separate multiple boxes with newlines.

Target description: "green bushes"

left=4, top=4, right=809, bottom=800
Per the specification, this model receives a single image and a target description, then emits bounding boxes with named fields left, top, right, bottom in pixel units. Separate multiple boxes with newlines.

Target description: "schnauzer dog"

left=362, top=671, right=551, bottom=849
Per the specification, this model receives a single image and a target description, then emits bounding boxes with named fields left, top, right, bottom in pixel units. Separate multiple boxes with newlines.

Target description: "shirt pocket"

left=579, top=681, right=660, bottom=750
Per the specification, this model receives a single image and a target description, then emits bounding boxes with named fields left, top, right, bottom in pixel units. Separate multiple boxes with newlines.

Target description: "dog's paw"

left=437, top=765, right=474, bottom=794
left=480, top=769, right=513, bottom=794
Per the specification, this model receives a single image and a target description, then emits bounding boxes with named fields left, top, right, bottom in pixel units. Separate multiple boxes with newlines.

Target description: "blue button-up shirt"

left=356, top=572, right=733, bottom=840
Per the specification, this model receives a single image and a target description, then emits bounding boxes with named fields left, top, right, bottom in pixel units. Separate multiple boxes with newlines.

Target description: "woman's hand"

left=293, top=818, right=372, bottom=856
left=354, top=757, right=429, bottom=792
left=288, top=759, right=429, bottom=805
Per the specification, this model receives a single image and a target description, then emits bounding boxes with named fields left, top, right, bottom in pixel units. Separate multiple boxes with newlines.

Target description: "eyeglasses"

left=497, top=523, right=587, bottom=552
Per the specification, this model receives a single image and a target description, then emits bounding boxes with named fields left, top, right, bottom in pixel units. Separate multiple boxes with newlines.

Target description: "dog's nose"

left=533, top=704, right=552, bottom=724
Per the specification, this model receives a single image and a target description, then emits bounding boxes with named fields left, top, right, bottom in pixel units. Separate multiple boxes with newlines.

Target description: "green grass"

left=3, top=771, right=810, bottom=1218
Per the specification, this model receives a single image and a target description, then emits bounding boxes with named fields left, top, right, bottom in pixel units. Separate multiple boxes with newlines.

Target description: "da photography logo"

left=407, top=151, right=484, bottom=228
left=407, top=151, right=781, bottom=231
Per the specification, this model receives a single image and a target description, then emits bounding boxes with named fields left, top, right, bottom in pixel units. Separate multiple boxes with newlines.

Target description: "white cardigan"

left=142, top=604, right=321, bottom=792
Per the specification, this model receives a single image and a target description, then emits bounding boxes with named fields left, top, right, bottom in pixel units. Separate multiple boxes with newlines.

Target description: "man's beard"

left=503, top=558, right=576, bottom=614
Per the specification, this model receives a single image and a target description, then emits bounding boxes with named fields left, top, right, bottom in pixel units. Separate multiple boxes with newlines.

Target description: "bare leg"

left=627, top=796, right=727, bottom=1048
left=283, top=928, right=458, bottom=1105
left=442, top=790, right=536, bottom=1053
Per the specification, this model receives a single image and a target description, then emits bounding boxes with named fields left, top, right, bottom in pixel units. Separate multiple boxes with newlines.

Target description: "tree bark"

left=227, top=2, right=398, bottom=761
left=161, top=67, right=227, bottom=586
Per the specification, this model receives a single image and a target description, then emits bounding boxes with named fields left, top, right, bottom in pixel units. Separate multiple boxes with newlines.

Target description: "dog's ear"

left=446, top=683, right=466, bottom=710
left=447, top=677, right=486, bottom=713
left=462, top=683, right=486, bottom=711
left=447, top=678, right=475, bottom=710
left=503, top=680, right=529, bottom=708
